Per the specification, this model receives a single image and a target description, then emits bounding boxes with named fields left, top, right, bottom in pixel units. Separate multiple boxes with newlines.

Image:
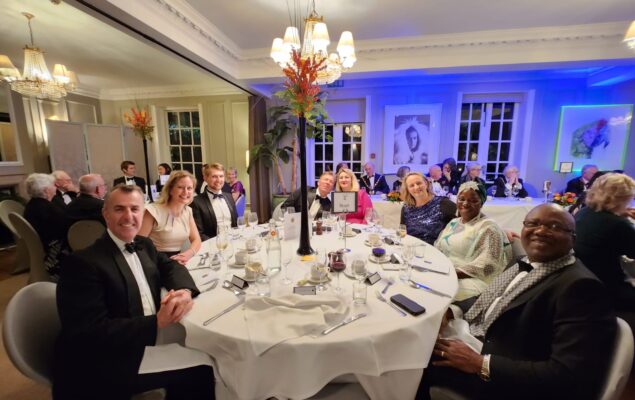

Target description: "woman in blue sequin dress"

left=399, top=172, right=456, bottom=245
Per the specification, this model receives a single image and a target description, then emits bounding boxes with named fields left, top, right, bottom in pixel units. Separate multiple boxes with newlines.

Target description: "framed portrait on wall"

left=554, top=104, right=633, bottom=172
left=382, top=104, right=442, bottom=174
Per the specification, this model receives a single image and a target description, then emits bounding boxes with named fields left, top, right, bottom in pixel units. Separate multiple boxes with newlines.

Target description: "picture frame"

left=383, top=104, right=442, bottom=174
left=554, top=105, right=633, bottom=172
left=558, top=162, right=573, bottom=174
left=331, top=191, right=358, bottom=214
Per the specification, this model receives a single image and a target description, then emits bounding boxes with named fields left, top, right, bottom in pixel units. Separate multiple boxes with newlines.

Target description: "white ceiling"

left=185, top=0, right=635, bottom=49
left=0, top=0, right=243, bottom=98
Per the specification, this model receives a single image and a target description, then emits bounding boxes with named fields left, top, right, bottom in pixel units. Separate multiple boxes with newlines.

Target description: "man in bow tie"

left=54, top=184, right=214, bottom=400
left=113, top=160, right=147, bottom=194
left=417, top=203, right=616, bottom=400
left=191, top=162, right=238, bottom=240
left=281, top=171, right=335, bottom=220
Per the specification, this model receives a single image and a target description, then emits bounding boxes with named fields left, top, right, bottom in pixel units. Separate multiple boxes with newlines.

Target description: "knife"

left=408, top=279, right=452, bottom=298
left=411, top=265, right=448, bottom=275
left=201, top=278, right=219, bottom=293
left=203, top=297, right=245, bottom=326
left=322, top=313, right=367, bottom=335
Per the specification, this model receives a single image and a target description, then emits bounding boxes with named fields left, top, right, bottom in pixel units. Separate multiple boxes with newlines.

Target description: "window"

left=309, top=123, right=364, bottom=184
left=456, top=101, right=518, bottom=183
left=166, top=110, right=203, bottom=183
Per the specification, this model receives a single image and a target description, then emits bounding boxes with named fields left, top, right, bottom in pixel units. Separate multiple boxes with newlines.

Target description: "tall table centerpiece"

left=124, top=106, right=155, bottom=202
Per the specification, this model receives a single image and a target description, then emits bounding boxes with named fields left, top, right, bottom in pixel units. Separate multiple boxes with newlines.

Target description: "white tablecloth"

left=371, top=195, right=537, bottom=233
left=181, top=227, right=458, bottom=400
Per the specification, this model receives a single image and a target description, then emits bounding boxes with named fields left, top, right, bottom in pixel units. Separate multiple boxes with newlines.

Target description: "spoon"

left=374, top=290, right=407, bottom=316
left=381, top=276, right=395, bottom=294
left=200, top=278, right=219, bottom=293
left=222, top=280, right=246, bottom=296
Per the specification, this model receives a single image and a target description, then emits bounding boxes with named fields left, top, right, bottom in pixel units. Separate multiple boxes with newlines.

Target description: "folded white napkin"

left=244, top=294, right=349, bottom=356
left=440, top=319, right=483, bottom=353
left=410, top=257, right=450, bottom=274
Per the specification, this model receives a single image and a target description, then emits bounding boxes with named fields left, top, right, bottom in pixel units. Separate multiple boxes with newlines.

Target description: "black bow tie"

left=317, top=195, right=331, bottom=209
left=207, top=190, right=224, bottom=199
left=124, top=242, right=141, bottom=254
left=518, top=260, right=533, bottom=273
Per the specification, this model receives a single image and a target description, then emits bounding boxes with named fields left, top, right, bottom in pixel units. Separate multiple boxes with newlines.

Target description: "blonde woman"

left=335, top=168, right=373, bottom=224
left=139, top=170, right=201, bottom=265
left=574, top=173, right=635, bottom=311
left=399, top=172, right=456, bottom=245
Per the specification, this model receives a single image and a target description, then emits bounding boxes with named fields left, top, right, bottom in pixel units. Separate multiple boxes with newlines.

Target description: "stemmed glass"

left=336, top=214, right=350, bottom=252
left=237, top=216, right=246, bottom=235
left=314, top=249, right=328, bottom=293
left=491, top=186, right=497, bottom=197
left=364, top=208, right=375, bottom=232
left=249, top=212, right=259, bottom=231
left=351, top=255, right=367, bottom=283
left=329, top=251, right=346, bottom=294
left=281, top=243, right=293, bottom=285
left=216, top=227, right=230, bottom=278
left=397, top=224, right=407, bottom=246
left=511, top=184, right=520, bottom=199
left=504, top=186, right=511, bottom=198
left=372, top=210, right=382, bottom=233
left=400, top=245, right=415, bottom=282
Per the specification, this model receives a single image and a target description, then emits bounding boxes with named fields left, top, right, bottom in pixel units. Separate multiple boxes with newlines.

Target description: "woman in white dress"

left=139, top=170, right=201, bottom=265
left=434, top=181, right=511, bottom=300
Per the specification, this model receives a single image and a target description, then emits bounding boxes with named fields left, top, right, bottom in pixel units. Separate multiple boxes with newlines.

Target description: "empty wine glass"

left=216, top=229, right=229, bottom=278
left=364, top=208, right=375, bottom=231
left=281, top=244, right=293, bottom=285
left=336, top=214, right=350, bottom=252
left=237, top=216, right=246, bottom=232
left=351, top=256, right=367, bottom=282
left=400, top=245, right=415, bottom=282
left=371, top=210, right=382, bottom=233
left=249, top=212, right=259, bottom=230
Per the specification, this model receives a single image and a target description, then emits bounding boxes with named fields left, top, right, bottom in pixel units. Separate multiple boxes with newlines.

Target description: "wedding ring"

left=441, top=351, right=446, bottom=358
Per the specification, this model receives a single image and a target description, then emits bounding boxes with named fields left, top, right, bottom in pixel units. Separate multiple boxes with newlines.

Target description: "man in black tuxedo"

left=282, top=171, right=335, bottom=220
left=66, top=173, right=107, bottom=226
left=417, top=204, right=616, bottom=400
left=51, top=170, right=78, bottom=208
left=54, top=185, right=213, bottom=400
left=191, top=163, right=238, bottom=240
left=359, top=162, right=390, bottom=194
left=113, top=160, right=147, bottom=193
left=565, top=164, right=598, bottom=195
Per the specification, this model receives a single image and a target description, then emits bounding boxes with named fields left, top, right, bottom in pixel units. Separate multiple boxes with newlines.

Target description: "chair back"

left=9, top=212, right=49, bottom=284
left=2, top=281, right=59, bottom=386
left=510, top=237, right=526, bottom=260
left=271, top=202, right=283, bottom=221
left=0, top=199, right=25, bottom=236
left=600, top=317, right=634, bottom=400
left=68, top=220, right=106, bottom=251
left=235, top=194, right=246, bottom=218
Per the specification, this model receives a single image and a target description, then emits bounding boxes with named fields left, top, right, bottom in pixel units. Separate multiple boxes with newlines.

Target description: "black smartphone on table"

left=390, top=294, right=426, bottom=316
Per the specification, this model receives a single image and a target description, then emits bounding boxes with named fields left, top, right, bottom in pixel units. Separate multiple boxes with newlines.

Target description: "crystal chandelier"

left=270, top=1, right=356, bottom=85
left=624, top=21, right=635, bottom=50
left=0, top=12, right=78, bottom=100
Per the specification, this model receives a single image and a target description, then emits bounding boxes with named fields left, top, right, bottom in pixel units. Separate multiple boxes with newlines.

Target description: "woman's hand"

left=170, top=249, right=195, bottom=266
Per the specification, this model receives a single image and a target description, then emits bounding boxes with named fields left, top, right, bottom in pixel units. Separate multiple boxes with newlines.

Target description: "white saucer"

left=364, top=240, right=383, bottom=247
left=368, top=254, right=390, bottom=264
left=306, top=274, right=331, bottom=284
left=229, top=262, right=246, bottom=269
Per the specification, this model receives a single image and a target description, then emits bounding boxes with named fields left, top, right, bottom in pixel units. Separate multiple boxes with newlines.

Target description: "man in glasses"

left=417, top=203, right=616, bottom=400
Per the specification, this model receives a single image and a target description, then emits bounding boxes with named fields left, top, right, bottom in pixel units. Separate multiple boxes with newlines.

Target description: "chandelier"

left=270, top=1, right=356, bottom=85
left=624, top=20, right=635, bottom=50
left=0, top=12, right=78, bottom=100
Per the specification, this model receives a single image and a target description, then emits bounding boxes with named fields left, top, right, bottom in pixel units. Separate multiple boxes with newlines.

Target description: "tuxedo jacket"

left=565, top=177, right=586, bottom=195
left=113, top=176, right=147, bottom=193
left=24, top=197, right=68, bottom=247
left=359, top=173, right=390, bottom=194
left=281, top=187, right=331, bottom=220
left=493, top=177, right=528, bottom=198
left=190, top=191, right=238, bottom=241
left=52, top=189, right=77, bottom=209
left=66, top=193, right=106, bottom=226
left=456, top=259, right=616, bottom=400
left=53, top=234, right=199, bottom=399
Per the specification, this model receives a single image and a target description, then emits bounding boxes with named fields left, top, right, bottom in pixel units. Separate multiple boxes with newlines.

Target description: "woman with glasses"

left=335, top=168, right=373, bottom=224
left=399, top=172, right=456, bottom=245
left=138, top=170, right=202, bottom=265
left=434, top=181, right=511, bottom=300
left=573, top=173, right=635, bottom=311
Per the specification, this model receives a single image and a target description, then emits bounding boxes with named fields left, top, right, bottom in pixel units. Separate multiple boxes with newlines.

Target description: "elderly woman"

left=226, top=166, right=246, bottom=202
left=139, top=170, right=201, bottom=265
left=23, top=173, right=69, bottom=279
left=392, top=166, right=411, bottom=192
left=459, top=162, right=486, bottom=186
left=336, top=168, right=373, bottom=224
left=574, top=173, right=635, bottom=311
left=400, top=172, right=456, bottom=245
left=493, top=165, right=528, bottom=198
left=434, top=181, right=511, bottom=301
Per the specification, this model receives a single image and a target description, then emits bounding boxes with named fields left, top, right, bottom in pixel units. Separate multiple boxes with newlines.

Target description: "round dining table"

left=181, top=224, right=458, bottom=400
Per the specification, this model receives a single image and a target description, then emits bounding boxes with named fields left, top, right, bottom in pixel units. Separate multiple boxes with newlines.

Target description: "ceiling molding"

left=99, top=83, right=245, bottom=101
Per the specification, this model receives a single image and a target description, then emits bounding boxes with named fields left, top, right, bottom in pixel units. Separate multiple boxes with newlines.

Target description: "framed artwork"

left=558, top=162, right=573, bottom=173
left=554, top=105, right=633, bottom=171
left=382, top=104, right=442, bottom=173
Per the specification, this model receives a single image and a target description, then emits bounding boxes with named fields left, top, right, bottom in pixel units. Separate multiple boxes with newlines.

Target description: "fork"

left=375, top=290, right=407, bottom=317
left=381, top=276, right=395, bottom=294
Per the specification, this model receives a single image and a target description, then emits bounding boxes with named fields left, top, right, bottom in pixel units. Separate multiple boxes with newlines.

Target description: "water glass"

left=256, top=274, right=270, bottom=296
left=353, top=282, right=367, bottom=305
left=249, top=212, right=259, bottom=229
left=351, top=256, right=367, bottom=282
left=400, top=245, right=415, bottom=282
left=415, top=244, right=426, bottom=259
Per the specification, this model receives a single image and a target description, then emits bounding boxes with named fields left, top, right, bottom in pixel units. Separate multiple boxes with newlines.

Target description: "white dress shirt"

left=207, top=189, right=232, bottom=227
left=309, top=189, right=330, bottom=220
left=107, top=229, right=156, bottom=316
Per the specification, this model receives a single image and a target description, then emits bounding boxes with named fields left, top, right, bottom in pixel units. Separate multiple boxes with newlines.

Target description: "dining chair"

left=0, top=199, right=29, bottom=274
left=235, top=194, right=246, bottom=218
left=67, top=220, right=106, bottom=251
left=599, top=317, right=634, bottom=400
left=9, top=212, right=50, bottom=284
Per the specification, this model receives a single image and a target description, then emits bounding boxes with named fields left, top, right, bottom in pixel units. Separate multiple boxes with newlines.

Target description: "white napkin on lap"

left=440, top=319, right=483, bottom=353
left=244, top=294, right=348, bottom=356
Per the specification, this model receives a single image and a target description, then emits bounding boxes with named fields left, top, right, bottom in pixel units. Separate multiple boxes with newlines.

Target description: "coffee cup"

left=368, top=233, right=381, bottom=247
left=310, top=263, right=328, bottom=281
left=235, top=250, right=248, bottom=265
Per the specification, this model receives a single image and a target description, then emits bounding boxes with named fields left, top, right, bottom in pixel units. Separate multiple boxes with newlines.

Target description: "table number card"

left=283, top=212, right=301, bottom=240
left=331, top=191, right=358, bottom=214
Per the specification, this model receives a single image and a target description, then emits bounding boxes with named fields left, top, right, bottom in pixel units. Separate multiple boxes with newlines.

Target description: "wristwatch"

left=479, top=354, right=491, bottom=382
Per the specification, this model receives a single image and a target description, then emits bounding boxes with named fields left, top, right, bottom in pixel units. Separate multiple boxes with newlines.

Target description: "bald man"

left=66, top=174, right=107, bottom=226
left=417, top=204, right=616, bottom=400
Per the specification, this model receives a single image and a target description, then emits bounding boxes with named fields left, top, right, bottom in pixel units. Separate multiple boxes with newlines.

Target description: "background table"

left=371, top=195, right=537, bottom=232
left=182, top=227, right=458, bottom=400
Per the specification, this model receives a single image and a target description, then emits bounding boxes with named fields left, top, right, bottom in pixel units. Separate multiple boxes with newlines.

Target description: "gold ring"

left=441, top=351, right=445, bottom=358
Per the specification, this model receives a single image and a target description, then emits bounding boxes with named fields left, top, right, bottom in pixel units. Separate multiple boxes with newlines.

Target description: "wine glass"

left=336, top=214, right=350, bottom=252
left=237, top=216, right=246, bottom=235
left=400, top=245, right=415, bottom=282
left=371, top=210, right=382, bottom=233
left=329, top=251, right=346, bottom=294
left=491, top=186, right=497, bottom=197
left=504, top=186, right=511, bottom=198
left=364, top=208, right=375, bottom=232
left=511, top=184, right=520, bottom=199
left=351, top=256, right=367, bottom=282
left=398, top=224, right=407, bottom=246
left=249, top=212, right=259, bottom=230
left=313, top=249, right=328, bottom=293
left=281, top=244, right=293, bottom=285
left=216, top=229, right=229, bottom=278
